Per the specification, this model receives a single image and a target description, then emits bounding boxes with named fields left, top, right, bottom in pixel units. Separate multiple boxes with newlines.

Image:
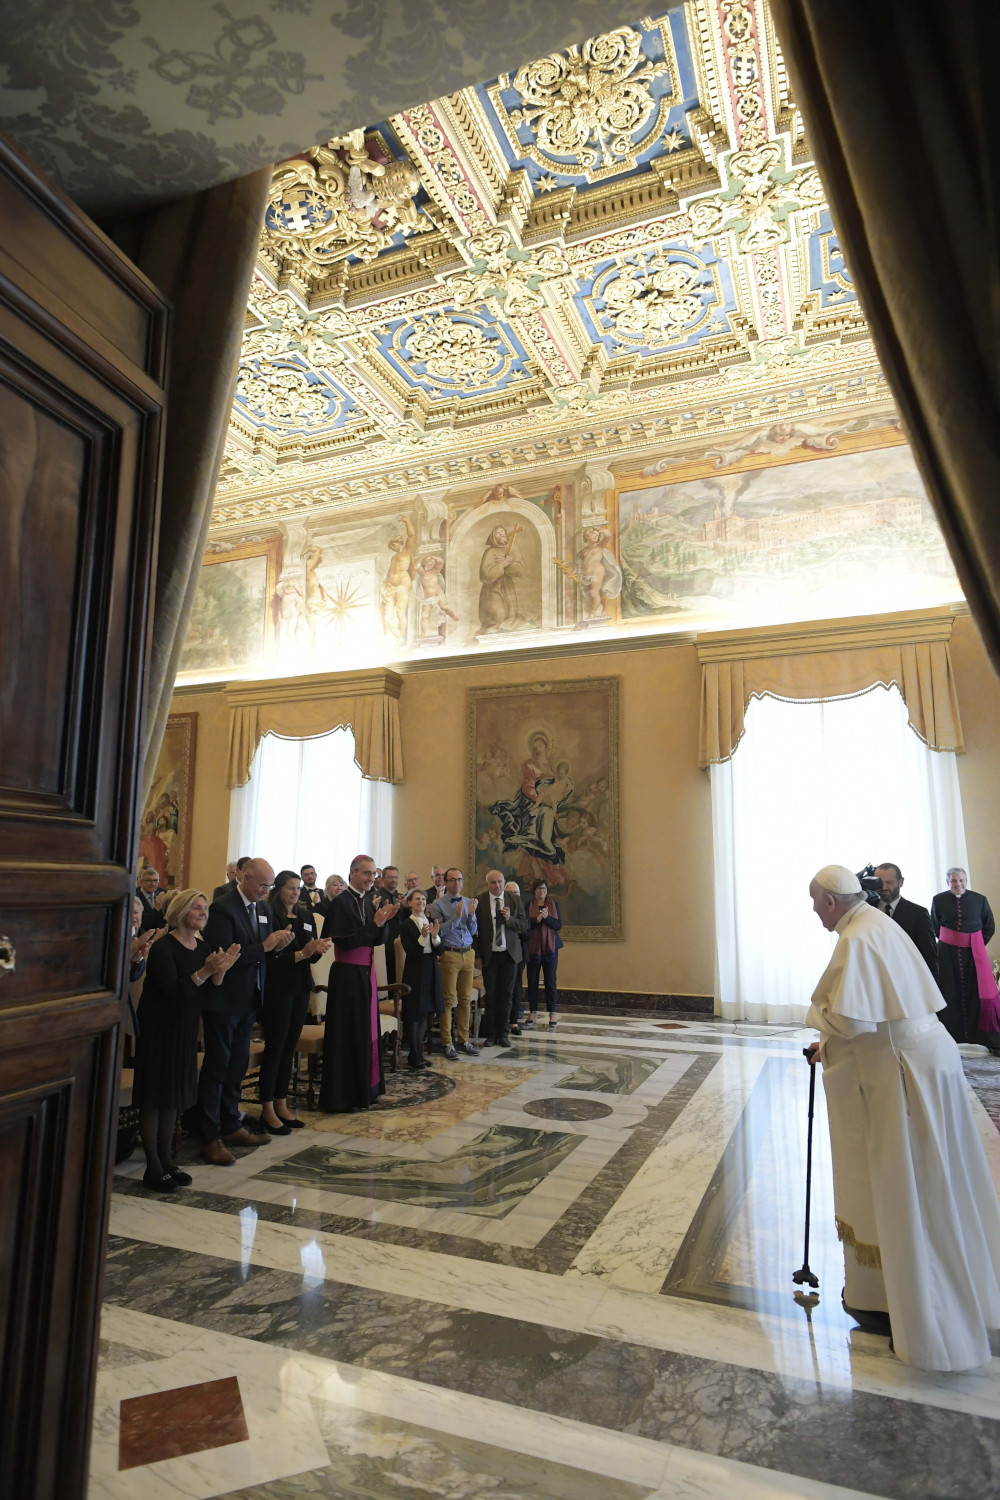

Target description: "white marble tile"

left=566, top=1050, right=766, bottom=1292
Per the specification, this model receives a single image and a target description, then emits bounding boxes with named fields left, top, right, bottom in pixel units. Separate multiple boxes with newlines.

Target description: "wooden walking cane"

left=792, top=1047, right=820, bottom=1290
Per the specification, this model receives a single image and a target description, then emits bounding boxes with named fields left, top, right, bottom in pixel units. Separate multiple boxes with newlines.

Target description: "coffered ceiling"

left=213, top=0, right=885, bottom=532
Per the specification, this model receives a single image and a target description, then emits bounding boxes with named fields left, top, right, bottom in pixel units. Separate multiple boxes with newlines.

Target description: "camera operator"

left=872, top=862, right=939, bottom=983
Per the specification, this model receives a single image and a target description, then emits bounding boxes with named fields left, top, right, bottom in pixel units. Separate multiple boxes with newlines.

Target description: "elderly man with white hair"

left=806, top=863, right=1000, bottom=1371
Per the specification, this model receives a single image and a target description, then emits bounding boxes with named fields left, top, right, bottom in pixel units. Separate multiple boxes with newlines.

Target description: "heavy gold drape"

left=698, top=612, right=964, bottom=766
left=225, top=669, right=404, bottom=788
left=769, top=0, right=1000, bottom=683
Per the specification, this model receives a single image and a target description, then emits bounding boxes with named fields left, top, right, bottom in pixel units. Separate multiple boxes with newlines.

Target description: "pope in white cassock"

left=807, top=864, right=1000, bottom=1371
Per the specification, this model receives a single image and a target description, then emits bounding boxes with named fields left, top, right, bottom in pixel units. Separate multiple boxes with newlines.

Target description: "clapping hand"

left=130, top=928, right=155, bottom=963
left=535, top=908, right=546, bottom=923
left=374, top=900, right=401, bottom=927
left=499, top=904, right=510, bottom=922
left=204, top=943, right=241, bottom=976
left=302, top=936, right=332, bottom=958
left=263, top=925, right=294, bottom=952
left=467, top=897, right=478, bottom=914
left=429, top=918, right=440, bottom=939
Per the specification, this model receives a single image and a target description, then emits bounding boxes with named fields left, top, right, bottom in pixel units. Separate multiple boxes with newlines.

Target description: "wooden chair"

left=292, top=1023, right=325, bottom=1110
left=378, top=982, right=409, bottom=1073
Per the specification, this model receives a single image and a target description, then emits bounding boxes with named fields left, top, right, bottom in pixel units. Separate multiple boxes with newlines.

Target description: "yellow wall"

left=173, top=610, right=1000, bottom=998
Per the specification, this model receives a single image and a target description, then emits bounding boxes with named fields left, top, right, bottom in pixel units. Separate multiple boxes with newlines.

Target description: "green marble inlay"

left=254, top=1124, right=582, bottom=1218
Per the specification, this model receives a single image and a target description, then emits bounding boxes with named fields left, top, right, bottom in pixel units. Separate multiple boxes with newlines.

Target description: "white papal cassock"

left=808, top=899, right=1000, bottom=1370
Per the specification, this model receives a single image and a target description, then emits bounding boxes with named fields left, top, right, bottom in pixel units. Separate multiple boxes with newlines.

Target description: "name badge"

left=258, top=914, right=269, bottom=926
left=303, top=923, right=313, bottom=933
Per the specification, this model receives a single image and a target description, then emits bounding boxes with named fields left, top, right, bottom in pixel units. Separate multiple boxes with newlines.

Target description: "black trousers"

left=526, top=954, right=558, bottom=1014
left=509, top=958, right=525, bottom=1028
left=259, top=987, right=311, bottom=1102
left=406, top=1013, right=428, bottom=1064
left=483, top=950, right=516, bottom=1041
left=197, top=1006, right=257, bottom=1142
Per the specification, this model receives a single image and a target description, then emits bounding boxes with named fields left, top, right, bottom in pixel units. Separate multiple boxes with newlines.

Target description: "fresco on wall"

left=179, top=419, right=963, bottom=682
left=468, top=679, right=621, bottom=941
left=620, top=435, right=959, bottom=627
left=179, top=538, right=282, bottom=675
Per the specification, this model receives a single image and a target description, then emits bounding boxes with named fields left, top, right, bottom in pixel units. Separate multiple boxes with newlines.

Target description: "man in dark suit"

left=474, top=869, right=529, bottom=1048
left=874, top=863, right=939, bottom=982
left=197, top=857, right=294, bottom=1165
left=135, top=865, right=166, bottom=932
left=425, top=865, right=446, bottom=905
left=211, top=857, right=247, bottom=903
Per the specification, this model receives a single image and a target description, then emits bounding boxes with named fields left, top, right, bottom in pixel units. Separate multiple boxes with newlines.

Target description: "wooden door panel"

left=0, top=131, right=168, bottom=1499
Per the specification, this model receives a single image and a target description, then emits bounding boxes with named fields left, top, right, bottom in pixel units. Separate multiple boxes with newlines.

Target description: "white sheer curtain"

left=711, top=684, right=968, bottom=1023
left=228, top=727, right=394, bottom=882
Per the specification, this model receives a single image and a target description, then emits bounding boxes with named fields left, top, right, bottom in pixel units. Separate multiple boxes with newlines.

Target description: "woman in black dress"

left=132, top=889, right=240, bottom=1193
left=259, top=870, right=331, bottom=1133
left=398, top=889, right=442, bottom=1069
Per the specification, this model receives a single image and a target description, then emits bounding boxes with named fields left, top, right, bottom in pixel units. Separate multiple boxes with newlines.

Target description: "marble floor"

left=91, top=1014, right=1000, bottom=1500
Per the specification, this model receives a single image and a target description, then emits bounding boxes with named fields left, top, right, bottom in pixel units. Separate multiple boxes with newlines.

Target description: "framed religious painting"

left=467, top=678, right=621, bottom=941
left=178, top=535, right=283, bottom=677
left=138, top=713, right=197, bottom=889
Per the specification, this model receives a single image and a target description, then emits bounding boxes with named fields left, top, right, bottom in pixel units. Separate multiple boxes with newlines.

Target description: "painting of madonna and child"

left=468, top=679, right=621, bottom=941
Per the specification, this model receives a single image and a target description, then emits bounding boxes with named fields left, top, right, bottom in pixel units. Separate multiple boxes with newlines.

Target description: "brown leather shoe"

left=201, top=1139, right=236, bottom=1166
left=222, top=1126, right=270, bottom=1147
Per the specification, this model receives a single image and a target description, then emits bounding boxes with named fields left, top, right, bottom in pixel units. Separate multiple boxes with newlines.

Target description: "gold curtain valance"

left=698, top=610, right=964, bottom=767
left=225, top=668, right=403, bottom=788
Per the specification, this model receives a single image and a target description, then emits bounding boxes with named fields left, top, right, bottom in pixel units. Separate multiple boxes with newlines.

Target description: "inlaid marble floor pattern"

left=91, top=1014, right=1000, bottom=1500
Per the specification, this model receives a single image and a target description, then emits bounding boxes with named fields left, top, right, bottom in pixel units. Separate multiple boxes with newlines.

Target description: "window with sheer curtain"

left=710, top=684, right=968, bottom=1024
left=228, top=727, right=394, bottom=883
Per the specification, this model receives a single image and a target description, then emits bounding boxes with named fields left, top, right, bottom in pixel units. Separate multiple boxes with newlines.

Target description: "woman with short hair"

left=524, top=878, right=563, bottom=1030
left=132, top=889, right=240, bottom=1193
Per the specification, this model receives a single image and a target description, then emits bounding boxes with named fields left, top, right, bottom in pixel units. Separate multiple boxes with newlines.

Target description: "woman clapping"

left=399, top=889, right=443, bottom=1069
left=132, top=889, right=240, bottom=1193
left=260, top=869, right=331, bottom=1132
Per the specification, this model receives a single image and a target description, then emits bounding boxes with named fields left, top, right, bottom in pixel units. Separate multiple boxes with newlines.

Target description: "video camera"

left=856, top=864, right=884, bottom=908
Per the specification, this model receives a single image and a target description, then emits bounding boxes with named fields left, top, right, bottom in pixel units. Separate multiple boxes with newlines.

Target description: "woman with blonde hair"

left=132, top=888, right=240, bottom=1193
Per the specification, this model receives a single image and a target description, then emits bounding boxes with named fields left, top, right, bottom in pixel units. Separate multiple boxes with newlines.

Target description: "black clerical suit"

left=474, top=890, right=529, bottom=1044
left=885, top=895, right=939, bottom=983
left=135, top=888, right=166, bottom=933
left=197, top=886, right=274, bottom=1142
left=931, top=888, right=998, bottom=1046
left=211, top=879, right=238, bottom=903
left=373, top=891, right=403, bottom=982
left=319, top=887, right=387, bottom=1112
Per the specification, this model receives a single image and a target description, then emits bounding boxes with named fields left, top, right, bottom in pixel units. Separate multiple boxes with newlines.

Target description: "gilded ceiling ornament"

left=686, top=145, right=825, bottom=255
left=236, top=359, right=343, bottom=428
left=396, top=312, right=511, bottom=389
left=263, top=130, right=425, bottom=277
left=506, top=26, right=672, bottom=178
left=588, top=250, right=717, bottom=348
left=720, top=0, right=768, bottom=150
left=445, top=230, right=574, bottom=318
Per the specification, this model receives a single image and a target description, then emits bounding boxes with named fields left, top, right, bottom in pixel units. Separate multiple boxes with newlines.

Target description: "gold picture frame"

left=467, top=677, right=621, bottom=942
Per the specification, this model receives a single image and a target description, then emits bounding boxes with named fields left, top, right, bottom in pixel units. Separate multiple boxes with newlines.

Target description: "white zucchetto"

left=812, top=864, right=862, bottom=896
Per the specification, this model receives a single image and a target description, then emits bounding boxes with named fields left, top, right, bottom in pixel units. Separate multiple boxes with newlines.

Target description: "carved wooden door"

left=0, top=134, right=167, bottom=1498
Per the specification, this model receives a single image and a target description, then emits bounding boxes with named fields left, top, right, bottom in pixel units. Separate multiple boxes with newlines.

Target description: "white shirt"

left=492, top=895, right=506, bottom=951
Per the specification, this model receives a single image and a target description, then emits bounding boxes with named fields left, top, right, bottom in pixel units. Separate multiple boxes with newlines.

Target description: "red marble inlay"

left=118, top=1374, right=249, bottom=1471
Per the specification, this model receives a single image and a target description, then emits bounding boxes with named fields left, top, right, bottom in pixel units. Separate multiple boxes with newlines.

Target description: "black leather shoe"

left=842, top=1295, right=892, bottom=1337
left=167, top=1168, right=193, bottom=1186
left=281, top=1117, right=305, bottom=1128
left=262, top=1118, right=293, bottom=1135
left=142, top=1169, right=177, bottom=1194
